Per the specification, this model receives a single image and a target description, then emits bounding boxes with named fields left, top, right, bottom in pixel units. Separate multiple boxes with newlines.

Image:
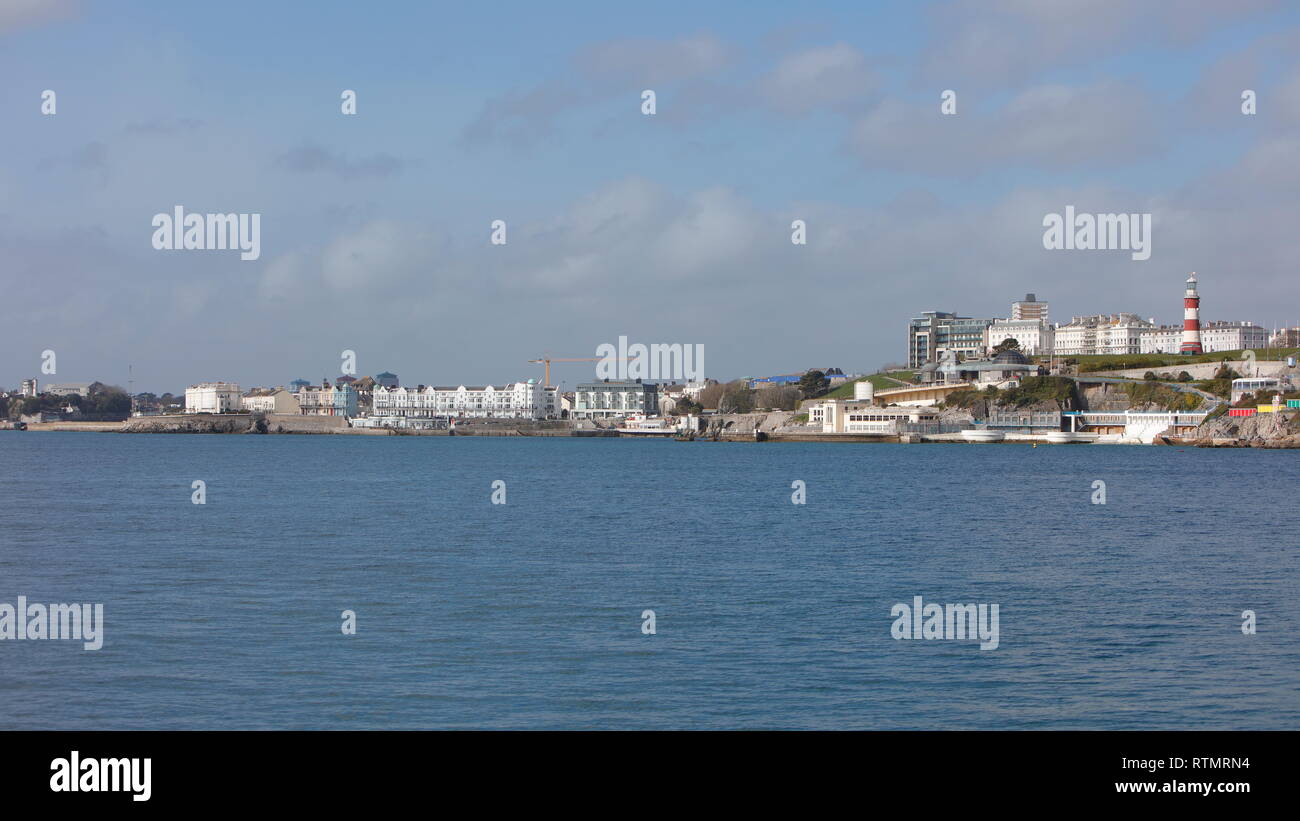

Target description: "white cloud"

left=849, top=81, right=1160, bottom=174
left=919, top=0, right=1281, bottom=89
left=762, top=43, right=878, bottom=114
left=0, top=0, right=77, bottom=34
left=576, top=33, right=731, bottom=87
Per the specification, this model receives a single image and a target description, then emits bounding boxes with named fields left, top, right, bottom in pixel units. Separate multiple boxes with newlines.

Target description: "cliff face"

left=1079, top=384, right=1131, bottom=411
left=1192, top=409, right=1300, bottom=448
left=122, top=414, right=263, bottom=433
left=710, top=412, right=798, bottom=432
left=1078, top=382, right=1217, bottom=412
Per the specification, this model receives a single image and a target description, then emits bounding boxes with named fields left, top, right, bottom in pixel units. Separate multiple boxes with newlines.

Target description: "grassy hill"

left=824, top=371, right=915, bottom=399
left=1071, top=348, right=1299, bottom=373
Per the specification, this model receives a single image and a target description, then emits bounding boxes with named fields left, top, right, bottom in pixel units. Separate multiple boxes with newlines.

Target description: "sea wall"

left=265, top=414, right=348, bottom=433
left=1090, top=361, right=1293, bottom=380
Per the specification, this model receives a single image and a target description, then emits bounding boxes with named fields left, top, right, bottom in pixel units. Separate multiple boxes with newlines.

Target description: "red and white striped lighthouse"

left=1180, top=272, right=1203, bottom=354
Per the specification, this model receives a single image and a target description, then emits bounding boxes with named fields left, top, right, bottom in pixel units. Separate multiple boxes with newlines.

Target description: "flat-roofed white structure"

left=185, top=382, right=242, bottom=413
left=808, top=399, right=941, bottom=434
left=1230, top=377, right=1282, bottom=403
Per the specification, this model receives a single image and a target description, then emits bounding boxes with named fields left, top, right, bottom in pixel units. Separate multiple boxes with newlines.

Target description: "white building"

left=808, top=399, right=940, bottom=434
left=572, top=381, right=660, bottom=419
left=683, top=379, right=716, bottom=399
left=1139, top=321, right=1268, bottom=354
left=20, top=378, right=38, bottom=397
left=44, top=382, right=93, bottom=397
left=1271, top=327, right=1300, bottom=348
left=985, top=319, right=1054, bottom=356
left=185, top=382, right=242, bottom=413
left=1230, top=377, right=1284, bottom=403
left=1053, top=314, right=1154, bottom=356
left=240, top=388, right=300, bottom=414
left=297, top=382, right=358, bottom=417
left=1138, top=326, right=1182, bottom=354
left=371, top=380, right=556, bottom=419
left=1201, top=321, right=1269, bottom=352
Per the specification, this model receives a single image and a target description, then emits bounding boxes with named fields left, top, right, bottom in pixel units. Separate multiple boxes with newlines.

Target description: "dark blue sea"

left=1, top=433, right=1297, bottom=729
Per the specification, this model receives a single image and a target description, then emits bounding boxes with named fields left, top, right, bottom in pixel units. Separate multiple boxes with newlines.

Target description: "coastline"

left=13, top=413, right=1299, bottom=448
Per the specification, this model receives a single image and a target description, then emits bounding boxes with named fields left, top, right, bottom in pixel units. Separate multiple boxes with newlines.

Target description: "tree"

left=992, top=337, right=1021, bottom=354
left=718, top=381, right=755, bottom=413
left=697, top=382, right=725, bottom=409
left=1177, top=371, right=1193, bottom=383
left=799, top=370, right=830, bottom=399
left=674, top=396, right=703, bottom=415
left=755, top=385, right=800, bottom=411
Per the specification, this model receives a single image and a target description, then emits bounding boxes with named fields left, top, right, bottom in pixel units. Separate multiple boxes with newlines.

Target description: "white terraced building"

left=371, top=380, right=558, bottom=419
left=1053, top=314, right=1155, bottom=356
left=984, top=319, right=1054, bottom=356
left=1139, top=321, right=1268, bottom=354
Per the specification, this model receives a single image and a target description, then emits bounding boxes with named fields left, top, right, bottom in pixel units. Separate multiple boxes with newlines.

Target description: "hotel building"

left=371, top=380, right=557, bottom=420
left=984, top=319, right=1054, bottom=356
left=572, top=380, right=659, bottom=419
left=1053, top=314, right=1155, bottom=356
left=907, top=311, right=995, bottom=368
left=1139, top=321, right=1268, bottom=354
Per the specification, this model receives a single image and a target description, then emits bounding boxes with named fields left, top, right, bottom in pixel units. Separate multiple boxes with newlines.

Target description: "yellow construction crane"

left=528, top=356, right=627, bottom=387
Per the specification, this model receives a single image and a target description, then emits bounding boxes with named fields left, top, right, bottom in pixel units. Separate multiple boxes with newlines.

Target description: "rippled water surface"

left=1, top=433, right=1297, bottom=729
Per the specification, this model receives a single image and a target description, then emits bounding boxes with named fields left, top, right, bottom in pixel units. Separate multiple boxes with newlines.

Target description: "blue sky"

left=3, top=0, right=1300, bottom=392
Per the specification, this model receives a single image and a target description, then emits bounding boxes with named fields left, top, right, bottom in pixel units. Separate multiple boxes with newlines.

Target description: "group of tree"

left=132, top=391, right=183, bottom=409
left=5, top=382, right=132, bottom=420
left=754, top=385, right=801, bottom=411
left=673, top=396, right=704, bottom=415
left=798, top=370, right=831, bottom=399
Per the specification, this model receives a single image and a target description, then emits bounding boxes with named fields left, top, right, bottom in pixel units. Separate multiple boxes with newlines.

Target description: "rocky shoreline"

left=21, top=406, right=1300, bottom=448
